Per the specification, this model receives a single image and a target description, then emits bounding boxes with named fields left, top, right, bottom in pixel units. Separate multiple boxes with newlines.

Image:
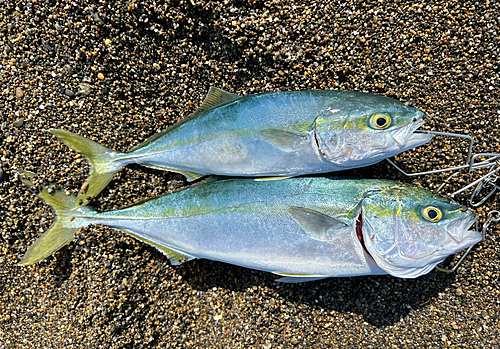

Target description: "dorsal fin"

left=130, top=87, right=239, bottom=152
left=191, top=87, right=240, bottom=117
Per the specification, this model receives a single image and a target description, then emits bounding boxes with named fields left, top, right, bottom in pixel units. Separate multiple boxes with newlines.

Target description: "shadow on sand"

left=177, top=258, right=456, bottom=327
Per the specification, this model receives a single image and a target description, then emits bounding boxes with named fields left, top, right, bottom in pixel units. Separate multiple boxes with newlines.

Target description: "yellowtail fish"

left=19, top=171, right=479, bottom=282
left=50, top=88, right=432, bottom=208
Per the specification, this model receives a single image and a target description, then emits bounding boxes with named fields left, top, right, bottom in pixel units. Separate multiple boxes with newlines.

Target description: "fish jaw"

left=391, top=215, right=482, bottom=279
left=360, top=203, right=481, bottom=279
left=390, top=118, right=433, bottom=149
left=445, top=212, right=482, bottom=251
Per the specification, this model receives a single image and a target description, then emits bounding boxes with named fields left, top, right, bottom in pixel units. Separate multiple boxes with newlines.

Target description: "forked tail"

left=18, top=170, right=92, bottom=265
left=50, top=129, right=124, bottom=209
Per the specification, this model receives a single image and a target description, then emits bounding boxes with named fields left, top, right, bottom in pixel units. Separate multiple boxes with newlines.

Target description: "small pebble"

left=65, top=65, right=74, bottom=75
left=97, top=73, right=105, bottom=80
left=12, top=118, right=24, bottom=128
left=15, top=87, right=24, bottom=98
left=64, top=89, right=75, bottom=97
left=78, top=83, right=91, bottom=96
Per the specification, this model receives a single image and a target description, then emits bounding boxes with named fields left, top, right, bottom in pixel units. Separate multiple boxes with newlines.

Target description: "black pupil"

left=376, top=117, right=387, bottom=127
left=428, top=209, right=438, bottom=219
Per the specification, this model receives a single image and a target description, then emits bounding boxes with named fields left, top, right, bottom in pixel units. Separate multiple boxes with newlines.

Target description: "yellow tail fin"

left=50, top=129, right=124, bottom=209
left=18, top=170, right=84, bottom=265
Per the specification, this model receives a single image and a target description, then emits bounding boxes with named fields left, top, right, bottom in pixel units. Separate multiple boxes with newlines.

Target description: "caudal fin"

left=18, top=170, right=85, bottom=265
left=50, top=129, right=124, bottom=209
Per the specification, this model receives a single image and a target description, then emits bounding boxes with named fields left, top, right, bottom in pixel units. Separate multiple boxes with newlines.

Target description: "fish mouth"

left=449, top=214, right=482, bottom=248
left=391, top=119, right=433, bottom=148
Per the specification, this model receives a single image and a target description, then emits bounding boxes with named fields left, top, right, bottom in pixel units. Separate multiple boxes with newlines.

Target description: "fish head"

left=314, top=92, right=432, bottom=167
left=359, top=184, right=481, bottom=278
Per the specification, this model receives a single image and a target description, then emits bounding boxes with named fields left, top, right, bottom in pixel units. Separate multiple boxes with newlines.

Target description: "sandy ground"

left=1, top=1, right=499, bottom=348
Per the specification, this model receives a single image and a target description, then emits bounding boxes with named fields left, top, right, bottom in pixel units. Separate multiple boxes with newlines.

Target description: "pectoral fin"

left=259, top=129, right=307, bottom=152
left=274, top=272, right=327, bottom=283
left=288, top=206, right=348, bottom=241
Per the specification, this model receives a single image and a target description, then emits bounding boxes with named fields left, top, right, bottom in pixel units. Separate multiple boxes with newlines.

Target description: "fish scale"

left=49, top=87, right=432, bottom=208
left=18, top=172, right=481, bottom=282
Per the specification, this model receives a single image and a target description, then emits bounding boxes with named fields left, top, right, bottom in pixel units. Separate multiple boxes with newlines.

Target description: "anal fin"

left=161, top=247, right=195, bottom=266
left=138, top=163, right=205, bottom=182
left=116, top=228, right=195, bottom=265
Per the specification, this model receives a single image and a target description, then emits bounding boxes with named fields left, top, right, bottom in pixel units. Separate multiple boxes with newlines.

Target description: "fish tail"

left=17, top=170, right=91, bottom=265
left=50, top=129, right=124, bottom=209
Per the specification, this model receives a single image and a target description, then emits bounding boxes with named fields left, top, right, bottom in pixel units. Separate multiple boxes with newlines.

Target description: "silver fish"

left=19, top=172, right=479, bottom=282
left=50, top=88, right=431, bottom=208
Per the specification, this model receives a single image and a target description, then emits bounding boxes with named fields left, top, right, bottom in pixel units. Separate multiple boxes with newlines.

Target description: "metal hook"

left=447, top=153, right=500, bottom=206
left=436, top=210, right=500, bottom=273
left=436, top=172, right=461, bottom=193
left=469, top=174, right=500, bottom=207
left=387, top=131, right=474, bottom=177
left=467, top=153, right=500, bottom=172
left=391, top=140, right=500, bottom=206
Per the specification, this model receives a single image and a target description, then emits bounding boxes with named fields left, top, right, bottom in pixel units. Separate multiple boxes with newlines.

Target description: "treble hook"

left=436, top=210, right=500, bottom=274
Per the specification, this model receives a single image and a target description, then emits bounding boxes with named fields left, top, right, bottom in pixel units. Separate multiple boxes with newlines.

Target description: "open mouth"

left=457, top=215, right=482, bottom=246
left=403, top=132, right=434, bottom=147
left=391, top=119, right=432, bottom=146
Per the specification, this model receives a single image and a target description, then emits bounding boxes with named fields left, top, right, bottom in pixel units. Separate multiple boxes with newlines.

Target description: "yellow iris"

left=370, top=114, right=391, bottom=130
left=422, top=206, right=442, bottom=222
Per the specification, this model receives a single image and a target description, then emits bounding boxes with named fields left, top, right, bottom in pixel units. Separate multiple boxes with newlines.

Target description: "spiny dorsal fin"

left=191, top=87, right=240, bottom=117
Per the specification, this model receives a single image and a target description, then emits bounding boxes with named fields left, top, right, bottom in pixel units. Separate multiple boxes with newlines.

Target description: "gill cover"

left=313, top=92, right=431, bottom=167
left=314, top=107, right=392, bottom=166
left=359, top=188, right=479, bottom=278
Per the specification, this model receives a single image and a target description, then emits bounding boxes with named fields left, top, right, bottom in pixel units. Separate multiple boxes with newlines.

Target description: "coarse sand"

left=1, top=1, right=499, bottom=348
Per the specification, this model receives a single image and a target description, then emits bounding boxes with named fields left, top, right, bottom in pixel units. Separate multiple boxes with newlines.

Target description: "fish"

left=50, top=88, right=432, bottom=208
left=18, top=171, right=480, bottom=282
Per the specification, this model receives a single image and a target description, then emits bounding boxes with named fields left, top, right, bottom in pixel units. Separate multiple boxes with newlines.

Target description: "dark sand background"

left=1, top=1, right=499, bottom=348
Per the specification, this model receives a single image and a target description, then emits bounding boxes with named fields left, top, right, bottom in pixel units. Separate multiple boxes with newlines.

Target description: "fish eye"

left=422, top=206, right=442, bottom=222
left=369, top=114, right=391, bottom=130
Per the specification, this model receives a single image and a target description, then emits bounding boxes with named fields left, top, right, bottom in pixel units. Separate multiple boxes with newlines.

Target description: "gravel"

left=1, top=0, right=499, bottom=348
